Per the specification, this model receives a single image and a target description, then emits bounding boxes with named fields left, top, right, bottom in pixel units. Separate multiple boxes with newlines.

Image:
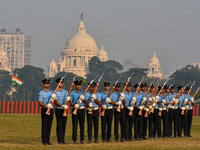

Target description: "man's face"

left=135, top=87, right=140, bottom=92
left=115, top=87, right=121, bottom=92
left=170, top=89, right=175, bottom=93
left=150, top=88, right=154, bottom=93
left=141, top=87, right=146, bottom=92
left=57, top=82, right=63, bottom=88
left=165, top=88, right=170, bottom=93
left=185, top=90, right=189, bottom=94
left=90, top=86, right=95, bottom=92
left=75, top=85, right=81, bottom=90
left=43, top=83, right=50, bottom=88
left=126, top=86, right=131, bottom=92
left=160, top=89, right=164, bottom=94
left=104, top=86, right=110, bottom=91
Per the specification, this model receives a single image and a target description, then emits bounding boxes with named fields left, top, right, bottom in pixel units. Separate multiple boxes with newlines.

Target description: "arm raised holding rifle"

left=186, top=87, right=199, bottom=114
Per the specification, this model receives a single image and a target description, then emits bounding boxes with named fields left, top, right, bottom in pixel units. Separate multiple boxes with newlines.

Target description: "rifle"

left=117, top=73, right=134, bottom=112
left=101, top=75, right=122, bottom=116
left=88, top=73, right=104, bottom=114
left=63, top=75, right=77, bottom=117
left=181, top=81, right=195, bottom=115
left=72, top=75, right=98, bottom=115
left=129, top=76, right=145, bottom=116
left=186, top=87, right=199, bottom=114
left=46, top=72, right=67, bottom=115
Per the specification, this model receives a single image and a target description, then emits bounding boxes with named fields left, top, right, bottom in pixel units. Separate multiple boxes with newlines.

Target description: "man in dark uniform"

left=38, top=78, right=54, bottom=145
left=85, top=82, right=102, bottom=143
left=70, top=80, right=87, bottom=144
left=110, top=82, right=125, bottom=142
left=101, top=82, right=114, bottom=142
left=54, top=78, right=68, bottom=144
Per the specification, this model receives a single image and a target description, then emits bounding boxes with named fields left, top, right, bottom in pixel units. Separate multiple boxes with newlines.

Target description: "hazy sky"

left=0, top=0, right=200, bottom=75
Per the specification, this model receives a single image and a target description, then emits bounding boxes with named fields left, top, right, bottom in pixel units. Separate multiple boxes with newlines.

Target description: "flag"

left=79, top=78, right=86, bottom=85
left=12, top=75, right=22, bottom=86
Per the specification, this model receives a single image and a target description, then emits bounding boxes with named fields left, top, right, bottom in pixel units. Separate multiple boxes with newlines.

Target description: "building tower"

left=48, top=58, right=58, bottom=78
left=98, top=44, right=109, bottom=61
left=0, top=46, right=10, bottom=72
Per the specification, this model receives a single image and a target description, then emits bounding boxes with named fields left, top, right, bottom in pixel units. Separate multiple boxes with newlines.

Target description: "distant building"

left=0, top=28, right=31, bottom=72
left=147, top=52, right=163, bottom=79
left=49, top=18, right=109, bottom=78
left=193, top=62, right=200, bottom=69
left=0, top=46, right=10, bottom=72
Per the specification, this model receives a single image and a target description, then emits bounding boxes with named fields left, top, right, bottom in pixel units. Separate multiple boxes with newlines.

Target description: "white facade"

left=0, top=29, right=31, bottom=72
left=193, top=62, right=200, bottom=68
left=49, top=20, right=109, bottom=78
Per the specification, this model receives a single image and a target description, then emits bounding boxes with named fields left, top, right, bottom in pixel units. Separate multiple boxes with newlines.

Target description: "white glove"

left=62, top=105, right=68, bottom=109
left=172, top=98, right=176, bottom=102
left=47, top=103, right=52, bottom=108
left=149, top=105, right=152, bottom=110
left=131, top=100, right=136, bottom=105
left=129, top=106, right=133, bottom=111
left=142, top=100, right=146, bottom=104
left=159, top=108, right=162, bottom=111
left=80, top=95, right=84, bottom=100
left=175, top=99, right=179, bottom=103
left=149, top=97, right=152, bottom=102
left=139, top=106, right=144, bottom=110
left=116, top=101, right=121, bottom=105
left=186, top=105, right=189, bottom=109
left=145, top=108, right=149, bottom=112
left=185, top=98, right=188, bottom=103
left=120, top=93, right=125, bottom=99
left=89, top=103, right=93, bottom=107
left=66, top=96, right=71, bottom=101
left=132, top=97, right=136, bottom=102
left=102, top=104, right=107, bottom=109
left=153, top=103, right=156, bottom=107
left=143, top=97, right=147, bottom=101
left=78, top=100, right=82, bottom=104
left=190, top=97, right=194, bottom=102
left=106, top=97, right=111, bottom=103
left=91, top=94, right=96, bottom=100
left=162, top=99, right=166, bottom=104
left=153, top=97, right=155, bottom=101
left=51, top=93, right=56, bottom=99
left=181, top=107, right=185, bottom=110
left=156, top=96, right=159, bottom=100
left=75, top=104, right=79, bottom=108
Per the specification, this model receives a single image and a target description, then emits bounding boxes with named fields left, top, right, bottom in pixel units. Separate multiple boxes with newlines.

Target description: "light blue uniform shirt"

left=146, top=92, right=153, bottom=107
left=38, top=89, right=53, bottom=105
left=179, top=93, right=186, bottom=107
left=133, top=91, right=144, bottom=106
left=183, top=94, right=193, bottom=109
left=157, top=94, right=165, bottom=108
left=101, top=91, right=112, bottom=107
left=70, top=90, right=85, bottom=107
left=124, top=91, right=133, bottom=107
left=55, top=89, right=68, bottom=108
left=85, top=91, right=101, bottom=108
left=110, top=92, right=123, bottom=107
left=168, top=92, right=178, bottom=107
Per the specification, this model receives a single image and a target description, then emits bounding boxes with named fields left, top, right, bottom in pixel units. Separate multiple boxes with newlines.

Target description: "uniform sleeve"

left=97, top=93, right=101, bottom=101
left=38, top=91, right=43, bottom=101
left=85, top=92, right=89, bottom=100
left=110, top=93, right=114, bottom=101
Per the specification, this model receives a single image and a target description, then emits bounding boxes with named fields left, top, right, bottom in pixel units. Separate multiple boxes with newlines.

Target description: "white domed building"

left=48, top=19, right=109, bottom=78
left=147, top=52, right=163, bottom=79
left=0, top=46, right=10, bottom=72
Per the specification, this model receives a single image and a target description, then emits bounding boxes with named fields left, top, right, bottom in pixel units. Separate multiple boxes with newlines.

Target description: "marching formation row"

left=38, top=74, right=198, bottom=145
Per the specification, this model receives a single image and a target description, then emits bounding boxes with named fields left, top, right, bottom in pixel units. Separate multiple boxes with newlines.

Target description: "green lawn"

left=0, top=114, right=200, bottom=150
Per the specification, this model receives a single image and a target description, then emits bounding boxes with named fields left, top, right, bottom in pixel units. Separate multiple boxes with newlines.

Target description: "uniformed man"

left=101, top=82, right=114, bottom=142
left=38, top=78, right=54, bottom=145
left=85, top=82, right=102, bottom=143
left=185, top=87, right=195, bottom=137
left=123, top=82, right=134, bottom=141
left=110, top=82, right=125, bottom=142
left=168, top=85, right=178, bottom=137
left=133, top=83, right=143, bottom=140
left=70, top=80, right=87, bottom=144
left=177, top=86, right=185, bottom=137
left=54, top=78, right=68, bottom=144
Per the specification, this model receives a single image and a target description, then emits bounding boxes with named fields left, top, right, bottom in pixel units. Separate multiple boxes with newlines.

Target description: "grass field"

left=0, top=114, right=200, bottom=150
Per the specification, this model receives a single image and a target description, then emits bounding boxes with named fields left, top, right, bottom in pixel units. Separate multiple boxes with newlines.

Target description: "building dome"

left=149, top=52, right=159, bottom=64
left=65, top=21, right=98, bottom=50
left=98, top=44, right=109, bottom=61
left=49, top=58, right=57, bottom=67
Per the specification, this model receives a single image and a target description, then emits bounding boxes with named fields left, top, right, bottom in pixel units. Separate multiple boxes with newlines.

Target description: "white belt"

left=188, top=108, right=193, bottom=110
left=107, top=106, right=113, bottom=109
left=56, top=107, right=64, bottom=109
left=87, top=107, right=99, bottom=110
left=162, top=108, right=167, bottom=110
left=174, top=107, right=178, bottom=109
left=79, top=106, right=85, bottom=109
left=155, top=107, right=158, bottom=109
left=115, top=106, right=124, bottom=109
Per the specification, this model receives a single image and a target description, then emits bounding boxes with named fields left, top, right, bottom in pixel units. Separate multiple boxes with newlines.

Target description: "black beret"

left=185, top=86, right=190, bottom=91
left=177, top=86, right=183, bottom=90
left=74, top=80, right=82, bottom=85
left=104, top=82, right=110, bottom=86
left=55, top=78, right=64, bottom=83
left=133, top=83, right=139, bottom=88
left=89, top=82, right=96, bottom=87
left=141, top=83, right=147, bottom=88
left=124, top=82, right=131, bottom=87
left=115, top=82, right=121, bottom=87
left=164, top=85, right=169, bottom=89
left=158, top=85, right=162, bottom=90
left=170, top=85, right=175, bottom=89
left=150, top=84, right=154, bottom=89
left=42, top=78, right=50, bottom=84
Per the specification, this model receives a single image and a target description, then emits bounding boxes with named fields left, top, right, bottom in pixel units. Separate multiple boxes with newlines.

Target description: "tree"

left=0, top=70, right=11, bottom=100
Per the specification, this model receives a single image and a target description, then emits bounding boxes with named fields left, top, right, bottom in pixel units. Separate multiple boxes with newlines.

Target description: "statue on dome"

left=81, top=12, right=84, bottom=21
